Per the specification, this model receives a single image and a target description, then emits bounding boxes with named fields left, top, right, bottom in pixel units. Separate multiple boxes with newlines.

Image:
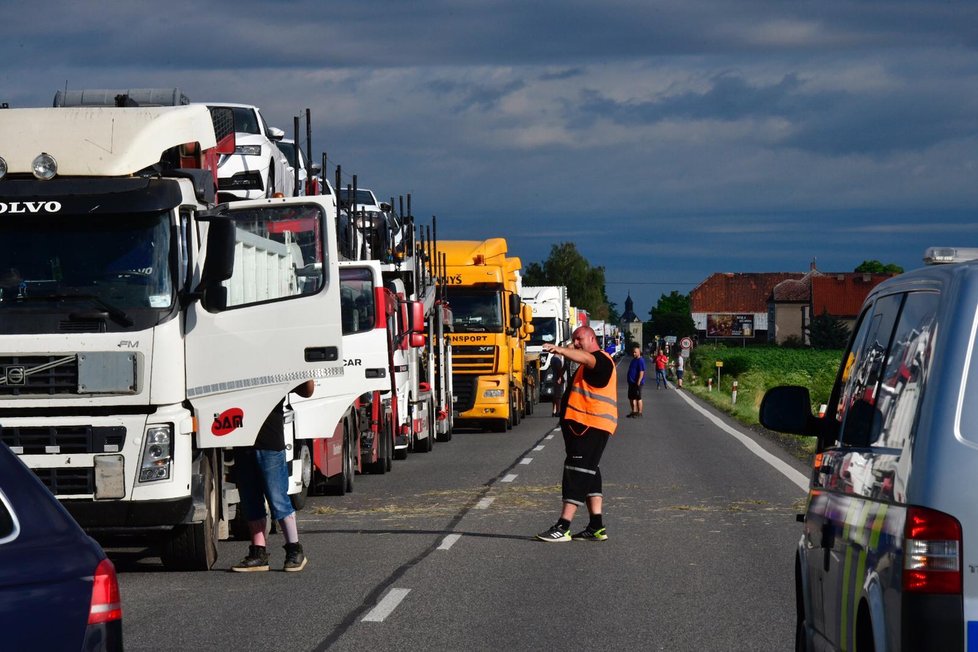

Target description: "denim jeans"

left=234, top=448, right=294, bottom=522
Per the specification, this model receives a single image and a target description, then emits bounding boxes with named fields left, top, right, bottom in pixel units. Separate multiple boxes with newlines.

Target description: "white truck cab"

left=0, top=106, right=347, bottom=570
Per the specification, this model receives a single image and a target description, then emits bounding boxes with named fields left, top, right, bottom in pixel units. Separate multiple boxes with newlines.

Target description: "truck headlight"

left=483, top=389, right=504, bottom=398
left=139, top=425, right=173, bottom=482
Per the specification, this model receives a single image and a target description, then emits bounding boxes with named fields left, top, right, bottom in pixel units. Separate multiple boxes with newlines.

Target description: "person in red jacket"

left=654, top=350, right=669, bottom=388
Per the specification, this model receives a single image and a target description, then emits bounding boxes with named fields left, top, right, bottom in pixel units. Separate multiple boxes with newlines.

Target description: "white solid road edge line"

left=674, top=389, right=809, bottom=492
left=362, top=588, right=411, bottom=622
left=438, top=533, right=463, bottom=550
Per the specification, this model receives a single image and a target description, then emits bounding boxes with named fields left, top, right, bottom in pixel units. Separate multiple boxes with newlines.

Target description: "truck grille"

left=0, top=355, right=78, bottom=396
left=452, top=375, right=476, bottom=413
left=1, top=425, right=126, bottom=455
left=32, top=468, right=94, bottom=496
left=452, top=345, right=496, bottom=373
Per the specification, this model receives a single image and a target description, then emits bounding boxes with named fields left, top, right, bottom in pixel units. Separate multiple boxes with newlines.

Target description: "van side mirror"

left=759, top=385, right=819, bottom=436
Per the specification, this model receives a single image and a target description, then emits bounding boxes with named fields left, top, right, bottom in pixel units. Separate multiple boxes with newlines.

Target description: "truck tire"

left=160, top=455, right=218, bottom=571
left=325, top=423, right=354, bottom=496
left=415, top=414, right=433, bottom=453
left=344, top=428, right=356, bottom=493
left=290, top=442, right=312, bottom=510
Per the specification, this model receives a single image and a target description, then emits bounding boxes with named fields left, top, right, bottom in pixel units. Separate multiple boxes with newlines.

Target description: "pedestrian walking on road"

left=536, top=326, right=618, bottom=543
left=654, top=350, right=669, bottom=388
left=626, top=344, right=645, bottom=417
left=231, top=380, right=315, bottom=573
left=675, top=353, right=685, bottom=389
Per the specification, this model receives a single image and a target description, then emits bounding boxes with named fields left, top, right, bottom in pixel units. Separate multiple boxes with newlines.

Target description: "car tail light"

left=89, top=559, right=123, bottom=624
left=903, top=506, right=962, bottom=594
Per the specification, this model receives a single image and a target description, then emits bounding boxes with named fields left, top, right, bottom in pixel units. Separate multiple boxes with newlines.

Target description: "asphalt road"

left=110, top=362, right=809, bottom=651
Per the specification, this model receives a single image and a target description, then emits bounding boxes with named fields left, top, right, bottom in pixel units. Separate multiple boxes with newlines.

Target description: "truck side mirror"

left=409, top=333, right=426, bottom=348
left=508, top=293, right=521, bottom=315
left=510, top=315, right=522, bottom=330
left=200, top=219, right=236, bottom=286
left=408, top=301, right=425, bottom=334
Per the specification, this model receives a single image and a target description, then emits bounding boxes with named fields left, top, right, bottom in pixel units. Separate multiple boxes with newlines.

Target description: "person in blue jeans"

left=231, top=380, right=314, bottom=573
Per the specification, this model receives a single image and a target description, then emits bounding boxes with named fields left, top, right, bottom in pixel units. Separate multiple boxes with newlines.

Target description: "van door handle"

left=305, top=347, right=338, bottom=362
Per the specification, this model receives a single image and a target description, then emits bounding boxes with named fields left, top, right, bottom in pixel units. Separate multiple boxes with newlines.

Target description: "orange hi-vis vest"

left=565, top=350, right=618, bottom=435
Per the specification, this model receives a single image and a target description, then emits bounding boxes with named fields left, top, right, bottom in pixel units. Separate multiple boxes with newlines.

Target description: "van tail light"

left=903, top=506, right=962, bottom=594
left=89, top=558, right=123, bottom=624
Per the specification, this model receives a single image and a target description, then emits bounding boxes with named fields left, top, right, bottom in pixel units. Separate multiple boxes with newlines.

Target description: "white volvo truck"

left=0, top=105, right=352, bottom=570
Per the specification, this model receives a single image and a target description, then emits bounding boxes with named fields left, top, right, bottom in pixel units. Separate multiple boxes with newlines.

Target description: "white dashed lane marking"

left=533, top=445, right=545, bottom=451
left=519, top=458, right=533, bottom=465
left=501, top=474, right=518, bottom=483
left=362, top=588, right=411, bottom=622
left=438, top=534, right=462, bottom=550
left=474, top=497, right=495, bottom=509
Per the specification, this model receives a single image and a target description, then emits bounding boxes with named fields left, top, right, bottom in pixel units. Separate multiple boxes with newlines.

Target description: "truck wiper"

left=14, top=293, right=134, bottom=327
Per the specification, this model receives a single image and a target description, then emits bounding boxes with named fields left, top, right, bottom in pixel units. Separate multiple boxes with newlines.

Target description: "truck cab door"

left=186, top=196, right=347, bottom=448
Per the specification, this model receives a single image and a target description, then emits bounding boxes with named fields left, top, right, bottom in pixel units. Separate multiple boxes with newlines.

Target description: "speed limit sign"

left=680, top=337, right=693, bottom=350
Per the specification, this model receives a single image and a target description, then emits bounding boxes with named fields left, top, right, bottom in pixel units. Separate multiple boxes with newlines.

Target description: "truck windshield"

left=529, top=317, right=557, bottom=345
left=446, top=289, right=502, bottom=333
left=0, top=211, right=173, bottom=314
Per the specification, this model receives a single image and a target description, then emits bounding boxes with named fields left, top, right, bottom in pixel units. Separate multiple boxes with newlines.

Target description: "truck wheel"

left=344, top=428, right=356, bottom=493
left=385, top=419, right=394, bottom=471
left=421, top=399, right=436, bottom=451
left=325, top=424, right=353, bottom=496
left=367, top=422, right=388, bottom=474
left=160, top=455, right=218, bottom=571
left=290, top=443, right=312, bottom=510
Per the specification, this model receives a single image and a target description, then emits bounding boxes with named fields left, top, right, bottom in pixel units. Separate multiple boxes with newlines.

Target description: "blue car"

left=0, top=442, right=123, bottom=651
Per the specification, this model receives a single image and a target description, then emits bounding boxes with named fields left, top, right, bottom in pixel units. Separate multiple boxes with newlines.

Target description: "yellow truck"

left=441, top=239, right=529, bottom=432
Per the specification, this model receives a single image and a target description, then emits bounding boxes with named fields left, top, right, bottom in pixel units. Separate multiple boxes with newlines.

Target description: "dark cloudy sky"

left=4, top=1, right=978, bottom=317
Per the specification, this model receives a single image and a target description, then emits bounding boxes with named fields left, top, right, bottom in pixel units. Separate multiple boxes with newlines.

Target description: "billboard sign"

left=706, top=313, right=754, bottom=338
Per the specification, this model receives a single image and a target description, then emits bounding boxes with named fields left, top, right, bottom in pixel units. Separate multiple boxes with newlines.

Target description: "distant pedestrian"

left=536, top=326, right=618, bottom=542
left=675, top=353, right=685, bottom=389
left=626, top=344, right=645, bottom=417
left=654, top=350, right=669, bottom=388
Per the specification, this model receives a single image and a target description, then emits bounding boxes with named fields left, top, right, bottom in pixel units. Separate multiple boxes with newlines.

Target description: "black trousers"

left=561, top=423, right=610, bottom=506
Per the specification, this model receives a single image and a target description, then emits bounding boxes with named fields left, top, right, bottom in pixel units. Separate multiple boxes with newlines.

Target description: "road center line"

left=501, top=473, right=518, bottom=483
left=474, top=497, right=495, bottom=509
left=674, top=390, right=808, bottom=492
left=438, top=533, right=463, bottom=549
left=519, top=458, right=533, bottom=465
left=362, top=588, right=411, bottom=622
